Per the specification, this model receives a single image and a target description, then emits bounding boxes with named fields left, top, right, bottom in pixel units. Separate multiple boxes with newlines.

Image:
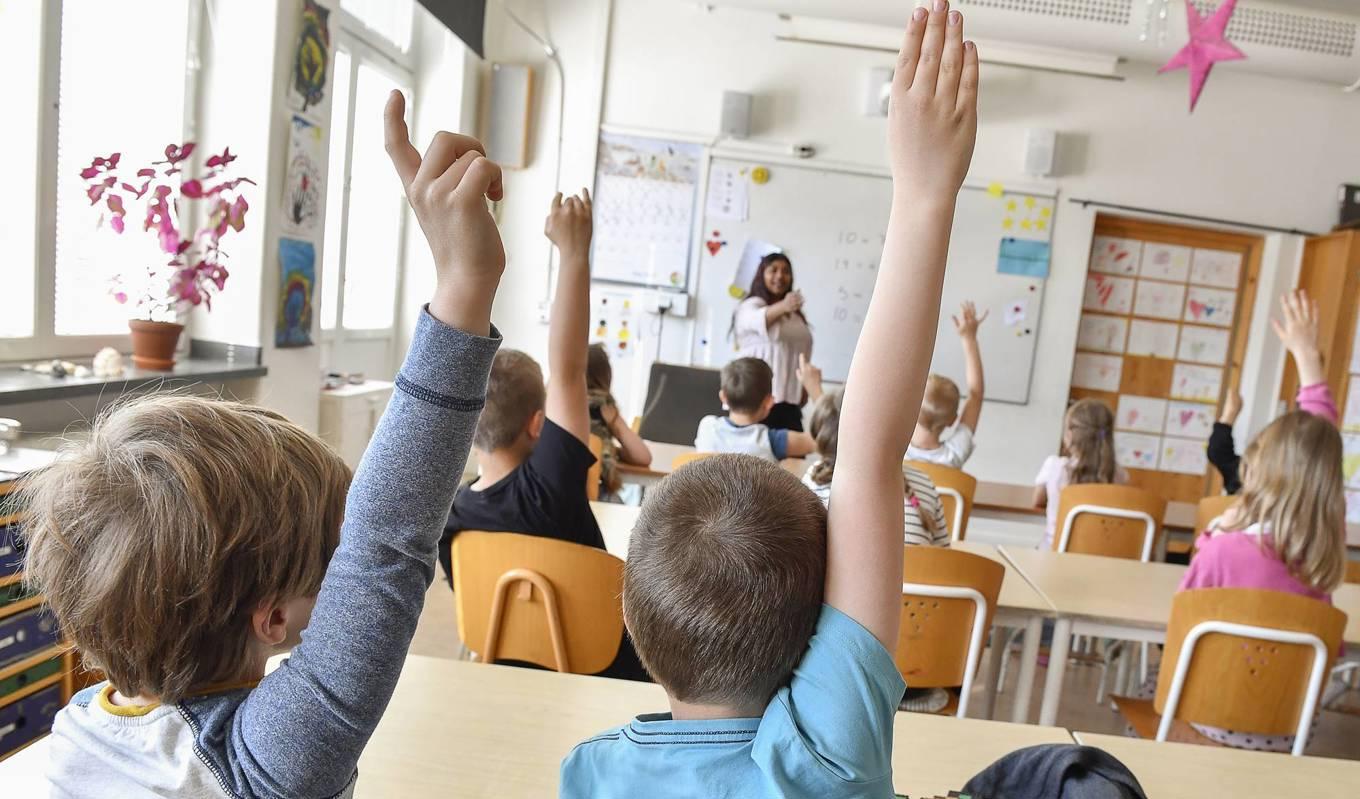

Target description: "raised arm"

left=826, top=2, right=978, bottom=646
left=544, top=190, right=594, bottom=443
left=601, top=402, right=652, bottom=467
left=1272, top=289, right=1325, bottom=388
left=953, top=301, right=987, bottom=431
left=797, top=353, right=825, bottom=402
left=233, top=92, right=504, bottom=797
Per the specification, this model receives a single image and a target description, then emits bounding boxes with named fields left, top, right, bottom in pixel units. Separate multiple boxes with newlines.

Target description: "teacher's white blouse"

left=733, top=297, right=813, bottom=404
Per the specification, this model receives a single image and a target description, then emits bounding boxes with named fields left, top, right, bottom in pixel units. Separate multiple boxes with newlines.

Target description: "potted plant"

left=81, top=143, right=254, bottom=370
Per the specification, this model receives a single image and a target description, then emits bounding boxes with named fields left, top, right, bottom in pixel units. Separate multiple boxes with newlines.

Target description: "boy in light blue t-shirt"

left=560, top=4, right=980, bottom=796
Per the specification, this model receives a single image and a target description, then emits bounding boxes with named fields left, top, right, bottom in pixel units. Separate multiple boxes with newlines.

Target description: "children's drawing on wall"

left=282, top=115, right=324, bottom=235
left=1133, top=278, right=1186, bottom=320
left=1116, top=395, right=1167, bottom=434
left=1076, top=314, right=1128, bottom=354
left=1139, top=242, right=1191, bottom=282
left=1083, top=274, right=1135, bottom=314
left=1160, top=436, right=1208, bottom=475
left=1170, top=363, right=1222, bottom=403
left=288, top=0, right=331, bottom=113
left=1164, top=400, right=1215, bottom=439
left=1189, top=248, right=1242, bottom=289
left=1071, top=352, right=1123, bottom=392
left=1113, top=431, right=1159, bottom=470
left=275, top=238, right=315, bottom=348
left=1177, top=325, right=1230, bottom=365
left=1184, top=285, right=1235, bottom=327
left=1126, top=320, right=1179, bottom=359
left=1089, top=236, right=1141, bottom=276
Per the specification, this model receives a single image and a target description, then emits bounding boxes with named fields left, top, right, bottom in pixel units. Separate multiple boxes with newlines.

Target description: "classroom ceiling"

left=1272, top=0, right=1360, bottom=16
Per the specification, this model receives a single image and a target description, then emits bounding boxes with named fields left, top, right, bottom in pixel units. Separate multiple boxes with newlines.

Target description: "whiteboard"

left=692, top=157, right=1052, bottom=404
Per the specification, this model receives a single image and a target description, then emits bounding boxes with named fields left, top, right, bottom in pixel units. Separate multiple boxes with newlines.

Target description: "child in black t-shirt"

left=440, top=189, right=647, bottom=682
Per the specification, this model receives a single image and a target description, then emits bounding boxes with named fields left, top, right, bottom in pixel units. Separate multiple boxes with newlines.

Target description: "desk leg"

left=984, top=626, right=1006, bottom=719
left=1038, top=616, right=1072, bottom=727
left=1010, top=615, right=1043, bottom=724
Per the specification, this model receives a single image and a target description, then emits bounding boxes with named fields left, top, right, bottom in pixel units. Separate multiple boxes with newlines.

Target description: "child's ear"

left=250, top=602, right=290, bottom=647
left=759, top=395, right=776, bottom=418
left=718, top=390, right=729, bottom=410
left=527, top=409, right=547, bottom=440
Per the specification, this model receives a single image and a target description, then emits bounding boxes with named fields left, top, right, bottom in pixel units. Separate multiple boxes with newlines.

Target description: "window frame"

left=0, top=0, right=201, bottom=362
left=320, top=24, right=414, bottom=355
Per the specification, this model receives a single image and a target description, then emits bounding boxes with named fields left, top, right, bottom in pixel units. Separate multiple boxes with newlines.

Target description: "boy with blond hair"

left=560, top=3, right=979, bottom=796
left=907, top=299, right=987, bottom=468
left=21, top=93, right=506, bottom=798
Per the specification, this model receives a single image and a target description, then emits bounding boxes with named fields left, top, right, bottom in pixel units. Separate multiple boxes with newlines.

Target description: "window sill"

left=0, top=344, right=266, bottom=405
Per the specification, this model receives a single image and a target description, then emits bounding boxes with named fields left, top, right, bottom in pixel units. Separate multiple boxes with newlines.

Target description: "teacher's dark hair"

left=730, top=254, right=807, bottom=338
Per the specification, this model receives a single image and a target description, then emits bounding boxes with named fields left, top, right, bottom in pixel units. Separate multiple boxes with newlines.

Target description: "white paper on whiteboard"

left=1114, top=432, right=1160, bottom=470
left=1116, top=395, right=1168, bottom=434
left=1077, top=314, right=1128, bottom=354
left=1165, top=400, right=1216, bottom=439
left=1126, top=320, right=1180, bottom=359
left=1160, top=436, right=1208, bottom=475
left=1189, top=248, right=1242, bottom=289
left=1071, top=352, right=1123, bottom=392
left=1133, top=279, right=1187, bottom=320
left=1140, top=243, right=1192, bottom=283
left=1177, top=325, right=1230, bottom=365
left=706, top=163, right=749, bottom=222
left=732, top=239, right=782, bottom=297
left=1170, top=363, right=1223, bottom=403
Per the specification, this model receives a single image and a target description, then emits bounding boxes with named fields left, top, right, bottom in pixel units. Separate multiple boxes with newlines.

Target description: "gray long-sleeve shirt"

left=44, top=310, right=500, bottom=798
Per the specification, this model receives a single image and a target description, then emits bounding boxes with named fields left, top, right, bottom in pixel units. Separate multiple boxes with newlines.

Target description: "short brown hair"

left=918, top=374, right=960, bottom=434
left=721, top=357, right=773, bottom=415
left=19, top=395, right=350, bottom=703
left=623, top=454, right=826, bottom=706
left=475, top=349, right=546, bottom=451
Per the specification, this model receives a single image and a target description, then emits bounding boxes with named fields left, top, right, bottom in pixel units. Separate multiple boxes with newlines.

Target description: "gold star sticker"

left=1002, top=217, right=1014, bottom=230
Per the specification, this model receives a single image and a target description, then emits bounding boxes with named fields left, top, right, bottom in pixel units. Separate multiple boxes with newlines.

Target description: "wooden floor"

left=412, top=580, right=1360, bottom=762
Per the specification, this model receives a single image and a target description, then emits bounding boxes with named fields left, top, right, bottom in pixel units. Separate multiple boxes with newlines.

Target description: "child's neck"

left=727, top=410, right=763, bottom=426
left=108, top=653, right=269, bottom=708
left=472, top=446, right=527, bottom=488
left=669, top=696, right=765, bottom=721
left=911, top=423, right=941, bottom=449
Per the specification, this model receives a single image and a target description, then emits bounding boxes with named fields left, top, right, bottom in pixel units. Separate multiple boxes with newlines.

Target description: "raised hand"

left=796, top=353, right=824, bottom=401
left=545, top=189, right=593, bottom=260
left=887, top=0, right=979, bottom=201
left=951, top=300, right=988, bottom=339
left=383, top=90, right=504, bottom=335
left=1219, top=389, right=1242, bottom=426
left=1270, top=289, right=1324, bottom=388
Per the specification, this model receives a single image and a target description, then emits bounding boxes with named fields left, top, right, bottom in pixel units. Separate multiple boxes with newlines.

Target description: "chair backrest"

left=906, top=460, right=977, bottom=542
left=1195, top=494, right=1237, bottom=536
left=1347, top=560, right=1360, bottom=585
left=1154, top=588, right=1346, bottom=755
left=897, top=547, right=1004, bottom=717
left=451, top=532, right=625, bottom=675
left=671, top=451, right=716, bottom=470
left=586, top=434, right=603, bottom=501
left=637, top=362, right=724, bottom=445
left=1055, top=484, right=1167, bottom=561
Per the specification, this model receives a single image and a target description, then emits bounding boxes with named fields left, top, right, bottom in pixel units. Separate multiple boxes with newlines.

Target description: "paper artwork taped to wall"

left=1125, top=320, right=1179, bottom=360
left=1139, top=243, right=1192, bottom=283
left=1189, top=248, right=1242, bottom=289
left=1114, top=432, right=1160, bottom=470
left=288, top=0, right=331, bottom=114
left=1184, top=286, right=1235, bottom=328
left=276, top=238, right=315, bottom=348
left=282, top=115, right=324, bottom=235
left=1089, top=236, right=1142, bottom=276
left=1160, top=436, right=1208, bottom=475
left=1076, top=314, right=1127, bottom=354
left=1133, top=279, right=1186, bottom=321
left=1083, top=274, right=1135, bottom=314
left=1177, top=325, right=1230, bottom=365
left=1164, top=400, right=1215, bottom=439
left=1170, top=363, right=1222, bottom=403
left=1071, top=352, right=1123, bottom=392
left=1116, top=395, right=1168, bottom=434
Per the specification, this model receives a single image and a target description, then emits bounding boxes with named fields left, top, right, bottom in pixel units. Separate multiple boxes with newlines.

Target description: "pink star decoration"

left=1158, top=0, right=1246, bottom=112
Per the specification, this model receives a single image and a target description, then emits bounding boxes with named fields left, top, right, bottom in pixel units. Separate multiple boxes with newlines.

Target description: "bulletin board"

left=1068, top=214, right=1264, bottom=504
left=693, top=156, right=1056, bottom=402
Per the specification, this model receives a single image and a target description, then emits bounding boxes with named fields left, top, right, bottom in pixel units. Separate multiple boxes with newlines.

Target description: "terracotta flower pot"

left=128, top=320, right=184, bottom=371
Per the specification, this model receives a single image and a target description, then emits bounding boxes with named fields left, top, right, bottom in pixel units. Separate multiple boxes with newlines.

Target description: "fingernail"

left=913, top=6, right=927, bottom=21
left=934, top=0, right=946, bottom=12
left=965, top=40, right=975, bottom=51
left=949, top=10, right=961, bottom=25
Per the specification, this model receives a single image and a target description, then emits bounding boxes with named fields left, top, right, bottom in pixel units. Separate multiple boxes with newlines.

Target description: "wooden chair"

left=896, top=547, right=1004, bottom=718
left=586, top=434, right=604, bottom=501
left=1055, top=484, right=1167, bottom=562
left=451, top=532, right=625, bottom=675
left=1112, top=588, right=1345, bottom=756
left=671, top=451, right=715, bottom=470
left=906, top=460, right=977, bottom=542
left=1195, top=494, right=1237, bottom=536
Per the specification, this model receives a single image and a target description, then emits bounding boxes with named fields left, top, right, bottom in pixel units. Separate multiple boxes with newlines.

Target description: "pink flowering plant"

left=81, top=143, right=254, bottom=319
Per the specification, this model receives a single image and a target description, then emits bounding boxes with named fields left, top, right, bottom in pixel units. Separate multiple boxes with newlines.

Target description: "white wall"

left=481, top=0, right=1360, bottom=484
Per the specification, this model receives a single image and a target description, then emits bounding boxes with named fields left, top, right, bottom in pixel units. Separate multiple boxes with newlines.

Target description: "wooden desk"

left=973, top=481, right=1199, bottom=531
left=998, top=547, right=1187, bottom=727
left=616, top=441, right=807, bottom=488
left=1072, top=731, right=1360, bottom=798
left=952, top=542, right=1054, bottom=723
left=1335, top=583, right=1360, bottom=647
left=892, top=713, right=1073, bottom=797
left=590, top=500, right=640, bottom=560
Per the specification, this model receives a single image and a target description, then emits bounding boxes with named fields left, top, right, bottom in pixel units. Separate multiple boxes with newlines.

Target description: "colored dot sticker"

left=1036, top=219, right=1048, bottom=231
left=728, top=285, right=745, bottom=299
left=1002, top=218, right=1014, bottom=230
left=1024, top=196, right=1036, bottom=209
left=751, top=166, right=771, bottom=185
left=1006, top=200, right=1017, bottom=212
left=1040, top=207, right=1052, bottom=218
left=986, top=182, right=1004, bottom=198
left=1020, top=218, right=1033, bottom=231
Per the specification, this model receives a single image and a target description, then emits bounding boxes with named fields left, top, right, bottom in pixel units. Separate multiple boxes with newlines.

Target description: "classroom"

left=2, top=0, right=1360, bottom=796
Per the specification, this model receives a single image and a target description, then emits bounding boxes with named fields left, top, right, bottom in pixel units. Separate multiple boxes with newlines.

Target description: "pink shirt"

left=1180, top=528, right=1330, bottom=602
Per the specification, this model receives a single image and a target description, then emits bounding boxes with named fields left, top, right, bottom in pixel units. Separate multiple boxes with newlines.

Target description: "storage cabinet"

left=319, top=381, right=395, bottom=469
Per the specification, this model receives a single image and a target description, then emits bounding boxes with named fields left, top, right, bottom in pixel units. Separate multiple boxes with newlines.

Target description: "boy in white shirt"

left=695, top=357, right=816, bottom=462
left=907, top=300, right=986, bottom=468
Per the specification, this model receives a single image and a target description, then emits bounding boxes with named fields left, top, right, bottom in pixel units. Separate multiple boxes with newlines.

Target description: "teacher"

left=732, top=252, right=813, bottom=431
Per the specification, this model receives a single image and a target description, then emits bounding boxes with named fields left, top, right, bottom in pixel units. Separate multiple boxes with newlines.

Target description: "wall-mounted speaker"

left=1024, top=128, right=1057, bottom=178
left=720, top=91, right=753, bottom=139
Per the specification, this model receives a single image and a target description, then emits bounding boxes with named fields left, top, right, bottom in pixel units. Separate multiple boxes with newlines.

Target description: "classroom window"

left=320, top=41, right=410, bottom=335
left=0, top=1, right=43, bottom=339
left=340, top=0, right=415, bottom=54
left=53, top=0, right=192, bottom=336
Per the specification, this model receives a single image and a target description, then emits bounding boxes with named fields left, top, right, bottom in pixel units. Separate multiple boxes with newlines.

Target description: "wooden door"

left=1281, top=229, right=1360, bottom=406
left=1068, top=215, right=1263, bottom=504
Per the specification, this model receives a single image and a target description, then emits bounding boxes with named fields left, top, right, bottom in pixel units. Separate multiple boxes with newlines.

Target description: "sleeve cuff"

left=395, top=307, right=503, bottom=407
